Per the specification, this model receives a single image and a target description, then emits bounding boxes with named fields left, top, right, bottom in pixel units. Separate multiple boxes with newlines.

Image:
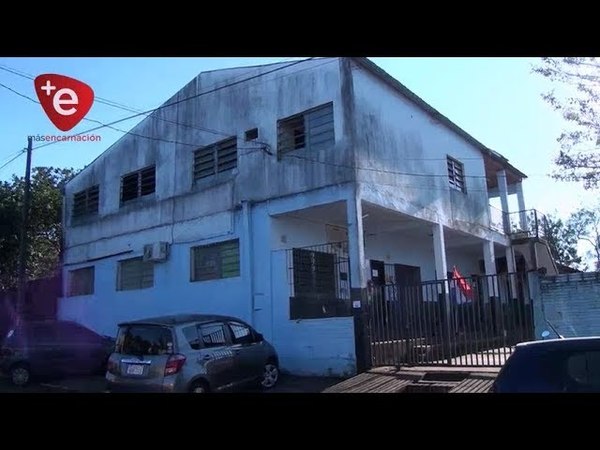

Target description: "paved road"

left=0, top=374, right=341, bottom=393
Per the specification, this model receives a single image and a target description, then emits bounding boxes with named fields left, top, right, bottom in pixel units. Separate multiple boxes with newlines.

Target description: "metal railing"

left=365, top=273, right=534, bottom=367
left=488, top=206, right=548, bottom=240
left=507, top=209, right=548, bottom=240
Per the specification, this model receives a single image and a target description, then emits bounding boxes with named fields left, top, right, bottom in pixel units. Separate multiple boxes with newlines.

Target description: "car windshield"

left=116, top=325, right=174, bottom=356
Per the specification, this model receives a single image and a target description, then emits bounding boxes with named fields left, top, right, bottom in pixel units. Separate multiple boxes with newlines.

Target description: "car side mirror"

left=255, top=333, right=264, bottom=342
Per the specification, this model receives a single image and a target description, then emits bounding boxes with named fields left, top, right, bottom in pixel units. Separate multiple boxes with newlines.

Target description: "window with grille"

left=193, top=137, right=238, bottom=181
left=120, top=166, right=156, bottom=204
left=447, top=156, right=466, bottom=193
left=117, top=257, right=154, bottom=291
left=191, top=239, right=240, bottom=282
left=72, top=185, right=99, bottom=218
left=277, top=102, right=335, bottom=155
left=67, top=267, right=95, bottom=297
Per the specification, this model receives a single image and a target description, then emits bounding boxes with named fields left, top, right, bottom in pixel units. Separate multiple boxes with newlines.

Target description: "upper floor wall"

left=349, top=60, right=492, bottom=236
left=64, top=58, right=354, bottom=249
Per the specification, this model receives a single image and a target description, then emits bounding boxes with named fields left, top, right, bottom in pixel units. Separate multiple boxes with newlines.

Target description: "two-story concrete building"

left=59, top=57, right=544, bottom=377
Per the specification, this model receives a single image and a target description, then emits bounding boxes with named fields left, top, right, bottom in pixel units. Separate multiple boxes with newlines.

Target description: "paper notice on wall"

left=372, top=269, right=379, bottom=277
left=353, top=300, right=361, bottom=309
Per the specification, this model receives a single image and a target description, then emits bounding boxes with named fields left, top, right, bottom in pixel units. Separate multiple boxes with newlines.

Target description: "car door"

left=29, top=323, right=66, bottom=376
left=195, top=322, right=237, bottom=390
left=226, top=321, right=265, bottom=383
left=57, top=322, right=104, bottom=375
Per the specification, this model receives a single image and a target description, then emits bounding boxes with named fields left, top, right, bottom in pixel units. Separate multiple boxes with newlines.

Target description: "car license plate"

left=126, top=364, right=144, bottom=375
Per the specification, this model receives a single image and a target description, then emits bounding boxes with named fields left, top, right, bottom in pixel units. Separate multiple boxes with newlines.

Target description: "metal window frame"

left=193, top=137, right=238, bottom=182
left=120, top=165, right=156, bottom=205
left=72, top=185, right=100, bottom=218
left=447, top=156, right=466, bottom=193
left=277, top=102, right=334, bottom=157
left=67, top=266, right=95, bottom=297
left=116, top=256, right=154, bottom=291
left=190, top=239, right=241, bottom=282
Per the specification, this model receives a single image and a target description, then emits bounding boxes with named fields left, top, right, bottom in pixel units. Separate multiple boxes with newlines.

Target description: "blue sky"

left=0, top=57, right=595, bottom=222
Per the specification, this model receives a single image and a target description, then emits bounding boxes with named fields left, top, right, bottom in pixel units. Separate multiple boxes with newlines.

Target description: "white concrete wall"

left=350, top=61, right=502, bottom=244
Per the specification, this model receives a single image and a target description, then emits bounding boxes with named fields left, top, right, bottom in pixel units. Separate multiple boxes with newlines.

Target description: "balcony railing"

left=507, top=209, right=547, bottom=240
left=489, top=206, right=547, bottom=240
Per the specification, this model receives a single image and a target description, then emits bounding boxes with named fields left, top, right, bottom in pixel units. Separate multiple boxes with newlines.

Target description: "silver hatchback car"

left=105, top=314, right=279, bottom=393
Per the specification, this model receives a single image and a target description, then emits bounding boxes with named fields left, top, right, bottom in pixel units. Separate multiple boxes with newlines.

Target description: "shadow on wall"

left=0, top=275, right=61, bottom=340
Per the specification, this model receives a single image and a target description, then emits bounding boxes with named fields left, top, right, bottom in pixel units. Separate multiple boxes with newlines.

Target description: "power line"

left=282, top=153, right=548, bottom=181
left=29, top=58, right=315, bottom=151
left=0, top=150, right=25, bottom=174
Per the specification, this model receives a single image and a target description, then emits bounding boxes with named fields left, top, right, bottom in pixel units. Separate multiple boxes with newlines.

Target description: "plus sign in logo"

left=34, top=74, right=94, bottom=132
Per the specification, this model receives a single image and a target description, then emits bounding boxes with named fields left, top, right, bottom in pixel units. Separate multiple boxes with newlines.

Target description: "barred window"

left=447, top=156, right=465, bottom=193
left=117, top=257, right=154, bottom=291
left=191, top=239, right=240, bottom=282
left=67, top=267, right=95, bottom=297
left=278, top=102, right=334, bottom=155
left=120, top=166, right=156, bottom=204
left=193, top=137, right=237, bottom=181
left=72, top=185, right=99, bottom=218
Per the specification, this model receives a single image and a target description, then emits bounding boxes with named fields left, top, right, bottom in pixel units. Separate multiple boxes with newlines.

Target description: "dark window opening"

left=72, top=185, right=99, bottom=218
left=120, top=166, right=156, bottom=204
left=193, top=137, right=237, bottom=181
left=245, top=128, right=258, bottom=141
left=67, top=266, right=95, bottom=297
left=191, top=239, right=240, bottom=282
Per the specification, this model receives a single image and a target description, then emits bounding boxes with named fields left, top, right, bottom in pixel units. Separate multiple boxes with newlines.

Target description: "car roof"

left=516, top=336, right=600, bottom=351
left=117, top=314, right=243, bottom=328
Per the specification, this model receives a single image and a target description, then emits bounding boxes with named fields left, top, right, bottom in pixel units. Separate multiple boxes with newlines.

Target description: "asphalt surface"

left=0, top=373, right=342, bottom=393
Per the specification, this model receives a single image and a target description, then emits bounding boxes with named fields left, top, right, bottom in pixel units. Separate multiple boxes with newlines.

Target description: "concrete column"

left=505, top=246, right=518, bottom=299
left=516, top=182, right=528, bottom=231
left=346, top=187, right=369, bottom=372
left=432, top=222, right=448, bottom=281
left=497, top=170, right=510, bottom=233
left=241, top=201, right=255, bottom=326
left=347, top=195, right=366, bottom=290
left=483, top=240, right=499, bottom=297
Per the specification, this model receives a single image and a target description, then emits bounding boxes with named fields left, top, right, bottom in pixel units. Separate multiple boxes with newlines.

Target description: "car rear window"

left=116, top=325, right=174, bottom=356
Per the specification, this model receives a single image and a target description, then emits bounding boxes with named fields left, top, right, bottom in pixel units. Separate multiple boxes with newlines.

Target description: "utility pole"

left=16, top=136, right=33, bottom=319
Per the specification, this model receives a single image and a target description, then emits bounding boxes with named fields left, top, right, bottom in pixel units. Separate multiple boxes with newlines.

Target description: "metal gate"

left=365, top=272, right=534, bottom=367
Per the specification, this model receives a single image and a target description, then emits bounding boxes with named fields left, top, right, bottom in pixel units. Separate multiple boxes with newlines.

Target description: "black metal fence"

left=286, top=241, right=352, bottom=320
left=366, top=272, right=534, bottom=367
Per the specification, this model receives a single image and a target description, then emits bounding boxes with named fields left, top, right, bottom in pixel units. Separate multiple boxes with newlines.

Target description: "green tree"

left=534, top=57, right=600, bottom=189
left=0, top=167, right=77, bottom=291
left=569, top=206, right=600, bottom=271
left=543, top=214, right=581, bottom=269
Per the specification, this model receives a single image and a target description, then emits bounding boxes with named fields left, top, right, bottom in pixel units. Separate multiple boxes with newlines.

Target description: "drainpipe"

left=242, top=201, right=255, bottom=326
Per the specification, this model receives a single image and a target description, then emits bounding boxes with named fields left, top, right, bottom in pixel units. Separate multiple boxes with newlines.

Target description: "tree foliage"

left=543, top=214, right=582, bottom=269
left=534, top=57, right=600, bottom=189
left=568, top=206, right=600, bottom=271
left=0, top=167, right=77, bottom=291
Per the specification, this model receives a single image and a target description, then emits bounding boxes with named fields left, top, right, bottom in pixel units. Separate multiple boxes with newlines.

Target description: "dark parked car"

left=0, top=320, right=115, bottom=386
left=492, top=336, right=600, bottom=393
left=106, top=314, right=279, bottom=393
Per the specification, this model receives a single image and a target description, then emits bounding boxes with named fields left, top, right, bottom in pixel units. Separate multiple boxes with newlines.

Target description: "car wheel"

left=189, top=380, right=209, bottom=393
left=10, top=363, right=31, bottom=387
left=261, top=361, right=279, bottom=389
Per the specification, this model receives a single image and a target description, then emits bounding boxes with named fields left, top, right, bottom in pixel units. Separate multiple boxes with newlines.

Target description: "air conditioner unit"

left=143, top=242, right=170, bottom=262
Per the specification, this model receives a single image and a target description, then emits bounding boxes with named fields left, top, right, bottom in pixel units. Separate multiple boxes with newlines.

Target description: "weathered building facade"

left=59, top=57, right=538, bottom=376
